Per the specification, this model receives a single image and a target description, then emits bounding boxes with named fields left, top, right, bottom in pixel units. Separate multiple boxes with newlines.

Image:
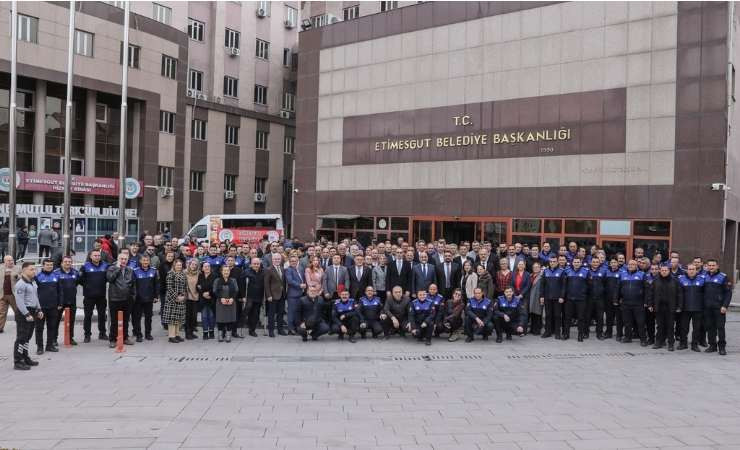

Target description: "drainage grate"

left=169, top=356, right=231, bottom=362
left=231, top=355, right=382, bottom=363
left=392, top=354, right=482, bottom=361
left=507, top=351, right=659, bottom=360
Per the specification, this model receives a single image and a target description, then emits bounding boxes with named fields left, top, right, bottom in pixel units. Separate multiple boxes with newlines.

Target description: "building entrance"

left=440, top=221, right=476, bottom=244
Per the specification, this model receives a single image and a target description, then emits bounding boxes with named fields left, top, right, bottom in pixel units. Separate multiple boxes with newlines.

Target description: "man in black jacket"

left=244, top=257, right=265, bottom=337
left=648, top=265, right=682, bottom=351
left=54, top=256, right=80, bottom=345
left=132, top=255, right=159, bottom=342
left=348, top=254, right=371, bottom=301
left=380, top=286, right=410, bottom=338
left=106, top=253, right=135, bottom=348
left=619, top=260, right=649, bottom=346
left=80, top=250, right=109, bottom=342
left=296, top=285, right=330, bottom=341
left=34, top=259, right=61, bottom=355
left=677, top=264, right=705, bottom=352
left=703, top=259, right=732, bottom=355
left=386, top=248, right=412, bottom=298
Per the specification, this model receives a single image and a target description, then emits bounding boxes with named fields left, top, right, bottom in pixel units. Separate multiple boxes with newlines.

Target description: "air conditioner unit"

left=256, top=8, right=266, bottom=18
left=186, top=89, right=197, bottom=98
left=284, top=20, right=295, bottom=29
left=254, top=192, right=266, bottom=203
left=327, top=14, right=339, bottom=24
left=159, top=187, right=174, bottom=198
left=229, top=47, right=240, bottom=56
left=280, top=110, right=291, bottom=119
left=213, top=96, right=221, bottom=104
left=224, top=190, right=235, bottom=200
left=197, top=93, right=208, bottom=101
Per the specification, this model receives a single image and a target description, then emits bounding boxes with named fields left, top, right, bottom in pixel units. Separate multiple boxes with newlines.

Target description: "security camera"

left=711, top=183, right=730, bottom=191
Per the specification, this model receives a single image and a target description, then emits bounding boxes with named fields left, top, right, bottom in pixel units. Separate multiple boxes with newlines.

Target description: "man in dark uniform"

left=648, top=265, right=682, bottom=351
left=618, top=259, right=649, bottom=346
left=358, top=286, right=383, bottom=339
left=35, top=259, right=61, bottom=354
left=426, top=283, right=447, bottom=337
left=331, top=290, right=359, bottom=342
left=408, top=289, right=435, bottom=345
left=132, top=255, right=159, bottom=342
left=540, top=256, right=565, bottom=339
left=380, top=286, right=410, bottom=338
left=588, top=256, right=607, bottom=340
left=441, top=289, right=465, bottom=342
left=80, top=250, right=109, bottom=343
left=678, top=264, right=705, bottom=352
left=703, top=259, right=732, bottom=355
left=643, top=263, right=660, bottom=345
left=464, top=287, right=493, bottom=342
left=244, top=257, right=265, bottom=337
left=494, top=287, right=527, bottom=343
left=604, top=258, right=623, bottom=340
left=563, top=257, right=589, bottom=341
left=54, top=255, right=80, bottom=345
left=296, top=285, right=330, bottom=341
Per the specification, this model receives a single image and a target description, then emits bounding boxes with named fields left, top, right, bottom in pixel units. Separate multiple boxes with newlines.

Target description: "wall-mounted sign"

left=0, top=168, right=142, bottom=199
left=0, top=203, right=138, bottom=218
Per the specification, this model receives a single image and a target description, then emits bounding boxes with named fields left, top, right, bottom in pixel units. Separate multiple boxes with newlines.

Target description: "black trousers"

left=589, top=298, right=605, bottom=335
left=494, top=316, right=523, bottom=337
left=360, top=318, right=383, bottom=337
left=655, top=305, right=675, bottom=345
left=605, top=301, right=623, bottom=337
left=246, top=299, right=262, bottom=332
left=566, top=300, right=588, bottom=337
left=35, top=307, right=59, bottom=349
left=185, top=301, right=198, bottom=336
left=381, top=316, right=408, bottom=336
left=464, top=315, right=493, bottom=337
left=410, top=318, right=433, bottom=341
left=529, top=313, right=542, bottom=334
left=544, top=298, right=562, bottom=336
left=622, top=304, right=646, bottom=341
left=332, top=315, right=359, bottom=337
left=39, top=245, right=51, bottom=258
left=704, top=307, right=727, bottom=347
left=109, top=301, right=130, bottom=342
left=301, top=320, right=330, bottom=339
left=132, top=302, right=154, bottom=338
left=234, top=299, right=245, bottom=331
left=680, top=311, right=703, bottom=345
left=16, top=241, right=28, bottom=259
left=83, top=296, right=107, bottom=337
left=266, top=297, right=285, bottom=333
left=443, top=316, right=463, bottom=334
left=644, top=307, right=656, bottom=341
left=14, top=312, right=35, bottom=363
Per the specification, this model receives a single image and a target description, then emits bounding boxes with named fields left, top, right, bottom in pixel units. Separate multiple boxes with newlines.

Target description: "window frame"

left=255, top=38, right=270, bottom=60
left=253, top=84, right=267, bottom=105
left=189, top=171, right=204, bottom=192
left=225, top=125, right=239, bottom=145
left=188, top=18, right=205, bottom=42
left=223, top=76, right=239, bottom=98
left=283, top=136, right=295, bottom=155
left=285, top=6, right=298, bottom=28
left=343, top=5, right=360, bottom=21
left=120, top=42, right=140, bottom=69
left=254, top=177, right=266, bottom=194
left=159, top=110, right=175, bottom=134
left=380, top=1, right=398, bottom=12
left=225, top=28, right=240, bottom=50
left=74, top=29, right=94, bottom=57
left=256, top=130, right=268, bottom=150
left=17, top=14, right=38, bottom=44
left=152, top=3, right=172, bottom=25
left=158, top=166, right=174, bottom=188
left=282, top=92, right=295, bottom=112
left=224, top=174, right=237, bottom=192
left=188, top=69, right=203, bottom=92
left=191, top=119, right=207, bottom=141
left=161, top=54, right=177, bottom=79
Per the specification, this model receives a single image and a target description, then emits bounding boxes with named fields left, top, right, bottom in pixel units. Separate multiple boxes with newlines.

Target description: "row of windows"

left=188, top=172, right=238, bottom=194
left=173, top=169, right=266, bottom=197
left=187, top=71, right=292, bottom=109
left=181, top=118, right=295, bottom=154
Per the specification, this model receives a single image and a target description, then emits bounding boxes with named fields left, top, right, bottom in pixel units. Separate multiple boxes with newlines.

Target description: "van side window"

left=191, top=224, right=207, bottom=239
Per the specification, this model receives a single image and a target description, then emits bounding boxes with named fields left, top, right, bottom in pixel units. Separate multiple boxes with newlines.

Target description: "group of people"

left=5, top=232, right=733, bottom=371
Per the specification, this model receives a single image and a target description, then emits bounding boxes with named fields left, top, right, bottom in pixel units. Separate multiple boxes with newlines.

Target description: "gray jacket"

left=528, top=273, right=543, bottom=316
left=106, top=264, right=135, bottom=302
left=321, top=264, right=350, bottom=297
left=38, top=229, right=55, bottom=246
left=14, top=276, right=40, bottom=315
left=372, top=265, right=387, bottom=292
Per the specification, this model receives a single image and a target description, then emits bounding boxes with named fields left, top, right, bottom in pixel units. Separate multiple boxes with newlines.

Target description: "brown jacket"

left=2, top=266, right=20, bottom=306
left=263, top=265, right=285, bottom=301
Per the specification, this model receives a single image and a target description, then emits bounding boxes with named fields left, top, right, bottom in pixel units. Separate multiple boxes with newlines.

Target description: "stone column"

left=84, top=89, right=97, bottom=206
left=32, top=80, right=46, bottom=205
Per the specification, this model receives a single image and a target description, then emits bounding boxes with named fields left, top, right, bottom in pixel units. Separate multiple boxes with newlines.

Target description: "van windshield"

left=190, top=224, right=207, bottom=239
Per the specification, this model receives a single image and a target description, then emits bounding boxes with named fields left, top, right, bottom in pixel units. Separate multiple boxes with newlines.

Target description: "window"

left=225, top=125, right=239, bottom=145
left=282, top=92, right=295, bottom=112
left=95, top=104, right=107, bottom=123
left=157, top=221, right=172, bottom=234
left=153, top=3, right=172, bottom=25
left=633, top=221, right=671, bottom=237
left=225, top=28, right=240, bottom=50
left=74, top=29, right=93, bottom=57
left=119, top=42, right=140, bottom=68
left=285, top=6, right=298, bottom=28
left=17, top=14, right=38, bottom=43
left=257, top=1, right=271, bottom=16
left=380, top=1, right=398, bottom=12
left=188, top=69, right=203, bottom=92
left=159, top=111, right=175, bottom=134
left=283, top=136, right=295, bottom=154
left=255, top=39, right=270, bottom=59
left=311, top=14, right=328, bottom=28
left=191, top=119, right=207, bottom=141
left=256, top=130, right=268, bottom=150
left=224, top=174, right=237, bottom=192
left=344, top=5, right=360, bottom=21
left=254, top=177, right=266, bottom=194
left=106, top=1, right=126, bottom=8
left=190, top=171, right=204, bottom=191
left=223, top=76, right=239, bottom=98
left=158, top=166, right=174, bottom=188
left=161, top=55, right=177, bottom=79
left=254, top=85, right=267, bottom=105
left=512, top=219, right=541, bottom=233
left=282, top=48, right=291, bottom=67
left=60, top=157, right=84, bottom=176
left=188, top=18, right=204, bottom=41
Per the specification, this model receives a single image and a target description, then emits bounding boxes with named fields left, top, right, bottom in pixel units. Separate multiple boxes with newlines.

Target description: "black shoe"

left=46, top=346, right=59, bottom=353
left=123, top=338, right=134, bottom=345
left=278, top=330, right=288, bottom=336
left=495, top=336, right=503, bottom=343
left=704, top=345, right=717, bottom=353
left=554, top=334, right=562, bottom=340
left=83, top=336, right=91, bottom=343
left=302, top=335, right=308, bottom=342
left=108, top=342, right=116, bottom=348
left=583, top=333, right=589, bottom=339
left=719, top=346, right=727, bottom=355
left=288, top=330, right=295, bottom=336
left=677, top=343, right=688, bottom=350
left=36, top=347, right=44, bottom=355
left=622, top=338, right=632, bottom=344
left=562, top=334, right=569, bottom=341
left=185, top=334, right=196, bottom=340
left=647, top=338, right=655, bottom=346
left=249, top=331, right=257, bottom=337
left=615, top=335, right=623, bottom=341
left=668, top=343, right=675, bottom=351
left=691, top=343, right=700, bottom=352
left=652, top=343, right=663, bottom=349
left=640, top=340, right=648, bottom=347
left=604, top=332, right=613, bottom=339
left=482, top=335, right=489, bottom=341
left=699, top=340, right=708, bottom=347
left=192, top=333, right=200, bottom=339
left=233, top=333, right=244, bottom=339
left=24, top=358, right=38, bottom=366
left=505, top=334, right=512, bottom=341
left=168, top=338, right=178, bottom=343
left=269, top=331, right=275, bottom=338
left=145, top=335, right=154, bottom=341
left=203, top=333, right=208, bottom=341
left=424, top=340, right=431, bottom=346
left=209, top=331, right=215, bottom=339
left=136, top=336, right=143, bottom=343
left=360, top=333, right=367, bottom=340
left=70, top=339, right=78, bottom=346
left=311, top=335, right=319, bottom=341
left=465, top=336, right=473, bottom=343
left=597, top=333, right=604, bottom=340
left=348, top=336, right=357, bottom=343
left=577, top=335, right=584, bottom=342
left=175, top=336, right=184, bottom=343
left=14, top=361, right=30, bottom=370
left=541, top=333, right=552, bottom=339
left=99, top=333, right=108, bottom=340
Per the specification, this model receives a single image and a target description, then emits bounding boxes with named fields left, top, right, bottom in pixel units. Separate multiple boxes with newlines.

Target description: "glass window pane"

left=336, top=219, right=355, bottom=229
left=356, top=216, right=374, bottom=230
left=513, top=218, right=541, bottom=233
left=413, top=221, right=432, bottom=243
left=317, top=229, right=335, bottom=242
left=483, top=222, right=507, bottom=245
left=564, top=220, right=597, bottom=235
left=511, top=235, right=541, bottom=247
left=600, top=220, right=631, bottom=236
left=318, top=218, right=335, bottom=228
left=390, top=217, right=408, bottom=230
left=544, top=237, right=560, bottom=249
left=543, top=219, right=562, bottom=233
left=633, top=221, right=671, bottom=237
left=390, top=232, right=408, bottom=243
left=633, top=239, right=670, bottom=260
left=564, top=236, right=597, bottom=249
left=434, top=221, right=442, bottom=240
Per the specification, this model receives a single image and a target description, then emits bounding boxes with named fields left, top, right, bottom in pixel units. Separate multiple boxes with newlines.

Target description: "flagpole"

left=62, top=0, right=76, bottom=256
left=117, top=1, right=130, bottom=251
left=8, top=0, right=18, bottom=259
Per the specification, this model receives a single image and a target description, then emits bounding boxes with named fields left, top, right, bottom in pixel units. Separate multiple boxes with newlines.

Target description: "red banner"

left=215, top=227, right=282, bottom=245
left=0, top=170, right=142, bottom=198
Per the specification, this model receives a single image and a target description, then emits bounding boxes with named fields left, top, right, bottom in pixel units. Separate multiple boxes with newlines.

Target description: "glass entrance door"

left=441, top=221, right=476, bottom=244
left=600, top=238, right=630, bottom=260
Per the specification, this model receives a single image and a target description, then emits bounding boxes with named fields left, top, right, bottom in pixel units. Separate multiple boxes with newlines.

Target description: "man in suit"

left=505, top=245, right=526, bottom=272
left=411, top=252, right=437, bottom=298
left=453, top=244, right=470, bottom=268
left=387, top=248, right=412, bottom=298
left=349, top=254, right=371, bottom=300
left=319, top=247, right=331, bottom=270
left=476, top=248, right=496, bottom=278
left=322, top=254, right=351, bottom=300
left=263, top=253, right=287, bottom=337
left=337, top=244, right=354, bottom=269
left=285, top=255, right=307, bottom=335
left=436, top=250, right=461, bottom=299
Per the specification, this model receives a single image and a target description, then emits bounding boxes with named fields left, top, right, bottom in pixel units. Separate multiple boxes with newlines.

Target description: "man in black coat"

left=648, top=265, right=682, bottom=351
left=435, top=250, right=461, bottom=300
left=243, top=257, right=265, bottom=337
left=348, top=254, right=371, bottom=301
left=386, top=248, right=412, bottom=298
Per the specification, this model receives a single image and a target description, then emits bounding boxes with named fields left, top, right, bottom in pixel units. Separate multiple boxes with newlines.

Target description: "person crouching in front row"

left=464, top=287, right=493, bottom=342
left=358, top=286, right=383, bottom=339
left=408, top=289, right=435, bottom=345
left=494, top=287, right=527, bottom=343
left=332, top=290, right=359, bottom=342
left=380, top=286, right=410, bottom=339
left=296, top=284, right=330, bottom=341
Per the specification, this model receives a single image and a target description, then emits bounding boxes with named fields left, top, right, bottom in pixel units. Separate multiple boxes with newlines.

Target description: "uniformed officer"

left=204, top=246, right=224, bottom=274
left=296, top=284, right=330, bottom=341
left=703, top=259, right=732, bottom=355
left=132, top=254, right=159, bottom=342
left=494, top=287, right=527, bottom=343
left=648, top=265, right=682, bottom=351
left=127, top=242, right=142, bottom=270
left=563, top=257, right=589, bottom=341
left=587, top=256, right=607, bottom=340
left=604, top=258, right=623, bottom=340
left=644, top=263, right=660, bottom=346
left=618, top=259, right=648, bottom=346
left=380, top=285, right=410, bottom=338
left=55, top=255, right=80, bottom=345
left=464, top=287, right=493, bottom=342
left=358, top=286, right=383, bottom=339
left=35, top=259, right=61, bottom=354
left=540, top=256, right=565, bottom=339
left=80, top=250, right=109, bottom=342
left=331, top=290, right=359, bottom=342
left=408, top=289, right=435, bottom=345
left=426, top=283, right=446, bottom=337
left=678, top=263, right=705, bottom=352
left=13, top=262, right=41, bottom=370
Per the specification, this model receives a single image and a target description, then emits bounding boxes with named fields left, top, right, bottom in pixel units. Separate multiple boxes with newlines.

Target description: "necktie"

left=422, top=264, right=427, bottom=278
left=445, top=263, right=450, bottom=288
left=334, top=266, right=338, bottom=283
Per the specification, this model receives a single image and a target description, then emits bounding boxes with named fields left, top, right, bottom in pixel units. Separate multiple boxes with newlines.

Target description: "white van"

left=186, top=214, right=284, bottom=246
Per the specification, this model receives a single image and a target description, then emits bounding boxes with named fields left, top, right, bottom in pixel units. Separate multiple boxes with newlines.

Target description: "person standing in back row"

left=107, top=253, right=136, bottom=348
left=35, top=259, right=61, bottom=355
left=264, top=253, right=287, bottom=337
left=703, top=259, right=732, bottom=355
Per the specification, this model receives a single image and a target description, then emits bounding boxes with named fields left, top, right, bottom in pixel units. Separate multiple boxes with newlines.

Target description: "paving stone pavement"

left=1, top=314, right=740, bottom=450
